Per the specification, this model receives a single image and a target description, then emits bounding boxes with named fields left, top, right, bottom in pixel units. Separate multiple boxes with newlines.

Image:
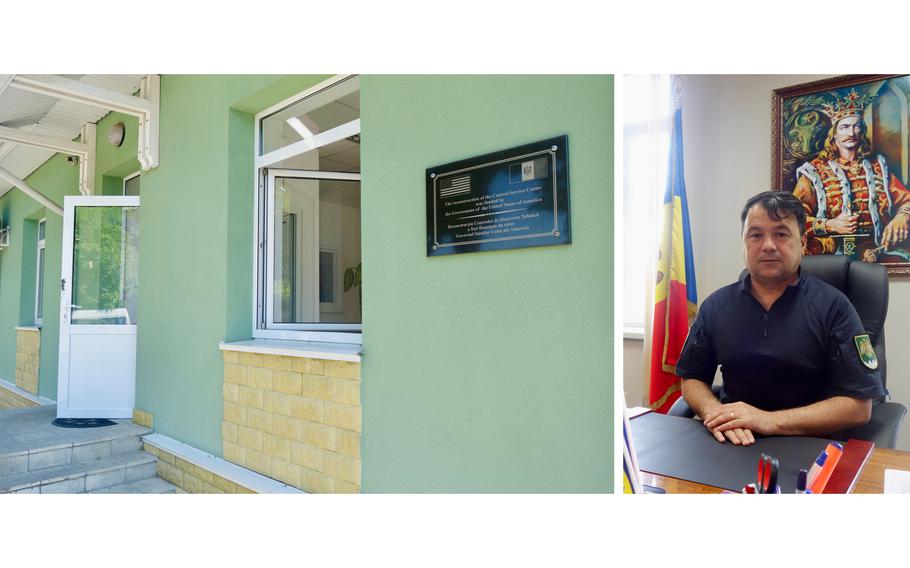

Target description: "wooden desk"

left=640, top=447, right=910, bottom=494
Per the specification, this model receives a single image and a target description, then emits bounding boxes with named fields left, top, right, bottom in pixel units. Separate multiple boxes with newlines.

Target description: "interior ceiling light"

left=286, top=117, right=314, bottom=139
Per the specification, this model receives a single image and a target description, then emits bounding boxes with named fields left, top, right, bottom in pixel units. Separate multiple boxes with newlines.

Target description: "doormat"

left=52, top=418, right=117, bottom=428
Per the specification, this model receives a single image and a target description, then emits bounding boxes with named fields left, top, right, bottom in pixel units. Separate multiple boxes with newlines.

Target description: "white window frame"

left=252, top=75, right=362, bottom=344
left=35, top=218, right=46, bottom=325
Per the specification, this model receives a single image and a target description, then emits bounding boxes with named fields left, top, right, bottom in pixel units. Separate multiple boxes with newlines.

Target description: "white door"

left=57, top=195, right=140, bottom=418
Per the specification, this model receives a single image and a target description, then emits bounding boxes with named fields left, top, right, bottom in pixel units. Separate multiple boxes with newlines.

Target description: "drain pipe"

left=0, top=165, right=63, bottom=216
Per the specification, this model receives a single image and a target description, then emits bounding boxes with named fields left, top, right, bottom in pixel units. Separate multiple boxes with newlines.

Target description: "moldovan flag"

left=649, top=108, right=697, bottom=414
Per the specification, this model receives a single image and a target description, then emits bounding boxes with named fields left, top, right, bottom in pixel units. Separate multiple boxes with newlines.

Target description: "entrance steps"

left=0, top=405, right=176, bottom=494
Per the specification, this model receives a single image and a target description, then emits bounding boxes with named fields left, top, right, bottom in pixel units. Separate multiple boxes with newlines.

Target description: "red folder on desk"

left=823, top=439, right=875, bottom=494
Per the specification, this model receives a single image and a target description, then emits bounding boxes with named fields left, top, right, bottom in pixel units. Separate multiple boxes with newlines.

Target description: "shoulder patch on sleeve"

left=854, top=334, right=878, bottom=370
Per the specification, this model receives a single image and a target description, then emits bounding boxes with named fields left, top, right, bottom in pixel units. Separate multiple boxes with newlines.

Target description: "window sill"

left=15, top=326, right=42, bottom=331
left=219, top=339, right=362, bottom=362
left=623, top=326, right=645, bottom=341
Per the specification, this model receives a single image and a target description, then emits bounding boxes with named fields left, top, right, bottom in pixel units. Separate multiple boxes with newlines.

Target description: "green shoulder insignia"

left=854, top=334, right=878, bottom=370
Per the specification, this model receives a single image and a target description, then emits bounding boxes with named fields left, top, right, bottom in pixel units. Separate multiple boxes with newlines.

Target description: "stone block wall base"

left=14, top=328, right=40, bottom=395
left=222, top=350, right=361, bottom=493
left=133, top=408, right=154, bottom=429
left=143, top=442, right=256, bottom=494
left=0, top=384, right=38, bottom=410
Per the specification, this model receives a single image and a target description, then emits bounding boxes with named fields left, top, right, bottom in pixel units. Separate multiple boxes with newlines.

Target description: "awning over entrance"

left=0, top=75, right=157, bottom=213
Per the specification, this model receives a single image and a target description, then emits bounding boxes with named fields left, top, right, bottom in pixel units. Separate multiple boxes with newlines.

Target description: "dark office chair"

left=668, top=254, right=908, bottom=449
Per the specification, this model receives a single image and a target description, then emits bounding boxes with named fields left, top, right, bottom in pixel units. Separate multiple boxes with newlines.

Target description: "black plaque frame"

left=426, top=135, right=570, bottom=256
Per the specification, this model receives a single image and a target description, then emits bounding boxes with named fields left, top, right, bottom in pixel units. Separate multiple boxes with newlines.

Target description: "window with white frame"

left=35, top=218, right=46, bottom=325
left=254, top=76, right=361, bottom=343
left=623, top=75, right=673, bottom=337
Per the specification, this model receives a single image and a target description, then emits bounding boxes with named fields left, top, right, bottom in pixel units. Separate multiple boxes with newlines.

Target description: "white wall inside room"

left=318, top=190, right=361, bottom=323
left=623, top=74, right=910, bottom=451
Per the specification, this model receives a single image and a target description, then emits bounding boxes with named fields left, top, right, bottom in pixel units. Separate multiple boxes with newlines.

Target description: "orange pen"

left=808, top=442, right=844, bottom=494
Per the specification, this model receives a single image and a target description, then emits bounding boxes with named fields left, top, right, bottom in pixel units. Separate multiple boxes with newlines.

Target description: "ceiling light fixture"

left=286, top=117, right=314, bottom=139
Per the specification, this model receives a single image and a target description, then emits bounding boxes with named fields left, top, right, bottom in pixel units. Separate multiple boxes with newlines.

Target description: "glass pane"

left=265, top=136, right=361, bottom=172
left=260, top=78, right=359, bottom=155
left=37, top=220, right=45, bottom=241
left=71, top=206, right=139, bottom=325
left=36, top=248, right=45, bottom=320
left=272, top=178, right=360, bottom=324
left=124, top=175, right=140, bottom=196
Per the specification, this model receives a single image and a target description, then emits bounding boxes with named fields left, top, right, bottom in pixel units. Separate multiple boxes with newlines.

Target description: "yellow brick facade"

left=222, top=349, right=361, bottom=493
left=143, top=442, right=256, bottom=494
left=14, top=328, right=40, bottom=395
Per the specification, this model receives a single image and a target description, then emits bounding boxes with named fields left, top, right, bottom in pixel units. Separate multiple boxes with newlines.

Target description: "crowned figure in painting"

left=793, top=89, right=910, bottom=262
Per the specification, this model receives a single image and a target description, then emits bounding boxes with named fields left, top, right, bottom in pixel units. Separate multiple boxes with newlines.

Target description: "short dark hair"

left=740, top=191, right=806, bottom=233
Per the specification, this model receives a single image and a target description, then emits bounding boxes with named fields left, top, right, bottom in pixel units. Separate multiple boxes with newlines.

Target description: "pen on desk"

left=807, top=451, right=827, bottom=487
left=808, top=442, right=844, bottom=495
left=795, top=469, right=808, bottom=494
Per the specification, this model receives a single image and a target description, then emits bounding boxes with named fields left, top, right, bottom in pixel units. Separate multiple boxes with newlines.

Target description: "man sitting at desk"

left=675, top=191, right=884, bottom=446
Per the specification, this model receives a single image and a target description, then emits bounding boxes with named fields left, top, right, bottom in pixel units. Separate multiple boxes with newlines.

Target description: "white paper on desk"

left=884, top=469, right=910, bottom=493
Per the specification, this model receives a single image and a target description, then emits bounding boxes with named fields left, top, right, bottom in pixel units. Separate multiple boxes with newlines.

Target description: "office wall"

left=360, top=75, right=613, bottom=492
left=624, top=74, right=910, bottom=451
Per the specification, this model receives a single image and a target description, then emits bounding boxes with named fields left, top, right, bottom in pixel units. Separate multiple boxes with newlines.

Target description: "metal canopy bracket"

left=80, top=123, right=96, bottom=196
left=0, top=165, right=63, bottom=216
left=0, top=124, right=89, bottom=155
left=9, top=74, right=161, bottom=171
left=0, top=123, right=95, bottom=196
left=138, top=75, right=160, bottom=170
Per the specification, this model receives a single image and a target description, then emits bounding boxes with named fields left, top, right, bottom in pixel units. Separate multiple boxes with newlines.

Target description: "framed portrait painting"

left=773, top=74, right=910, bottom=274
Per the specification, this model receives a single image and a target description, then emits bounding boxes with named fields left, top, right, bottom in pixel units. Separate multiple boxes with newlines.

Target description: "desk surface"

left=642, top=447, right=910, bottom=493
left=629, top=409, right=910, bottom=493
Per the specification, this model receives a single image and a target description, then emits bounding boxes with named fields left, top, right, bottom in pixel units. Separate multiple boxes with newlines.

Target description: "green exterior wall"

left=359, top=75, right=613, bottom=492
left=133, top=75, right=330, bottom=455
left=0, top=155, right=75, bottom=398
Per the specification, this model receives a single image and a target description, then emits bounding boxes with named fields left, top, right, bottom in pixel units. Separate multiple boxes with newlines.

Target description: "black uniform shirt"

left=675, top=270, right=884, bottom=411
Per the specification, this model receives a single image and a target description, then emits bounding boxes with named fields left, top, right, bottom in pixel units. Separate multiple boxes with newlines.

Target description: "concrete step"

left=0, top=450, right=157, bottom=494
left=0, top=435, right=145, bottom=477
left=0, top=405, right=152, bottom=478
left=89, top=477, right=178, bottom=494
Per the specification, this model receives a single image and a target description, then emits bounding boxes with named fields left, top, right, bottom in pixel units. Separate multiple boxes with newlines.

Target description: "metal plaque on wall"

left=426, top=135, right=570, bottom=256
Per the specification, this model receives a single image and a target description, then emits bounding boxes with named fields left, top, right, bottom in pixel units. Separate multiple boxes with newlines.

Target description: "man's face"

left=834, top=115, right=863, bottom=154
left=742, top=204, right=804, bottom=284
